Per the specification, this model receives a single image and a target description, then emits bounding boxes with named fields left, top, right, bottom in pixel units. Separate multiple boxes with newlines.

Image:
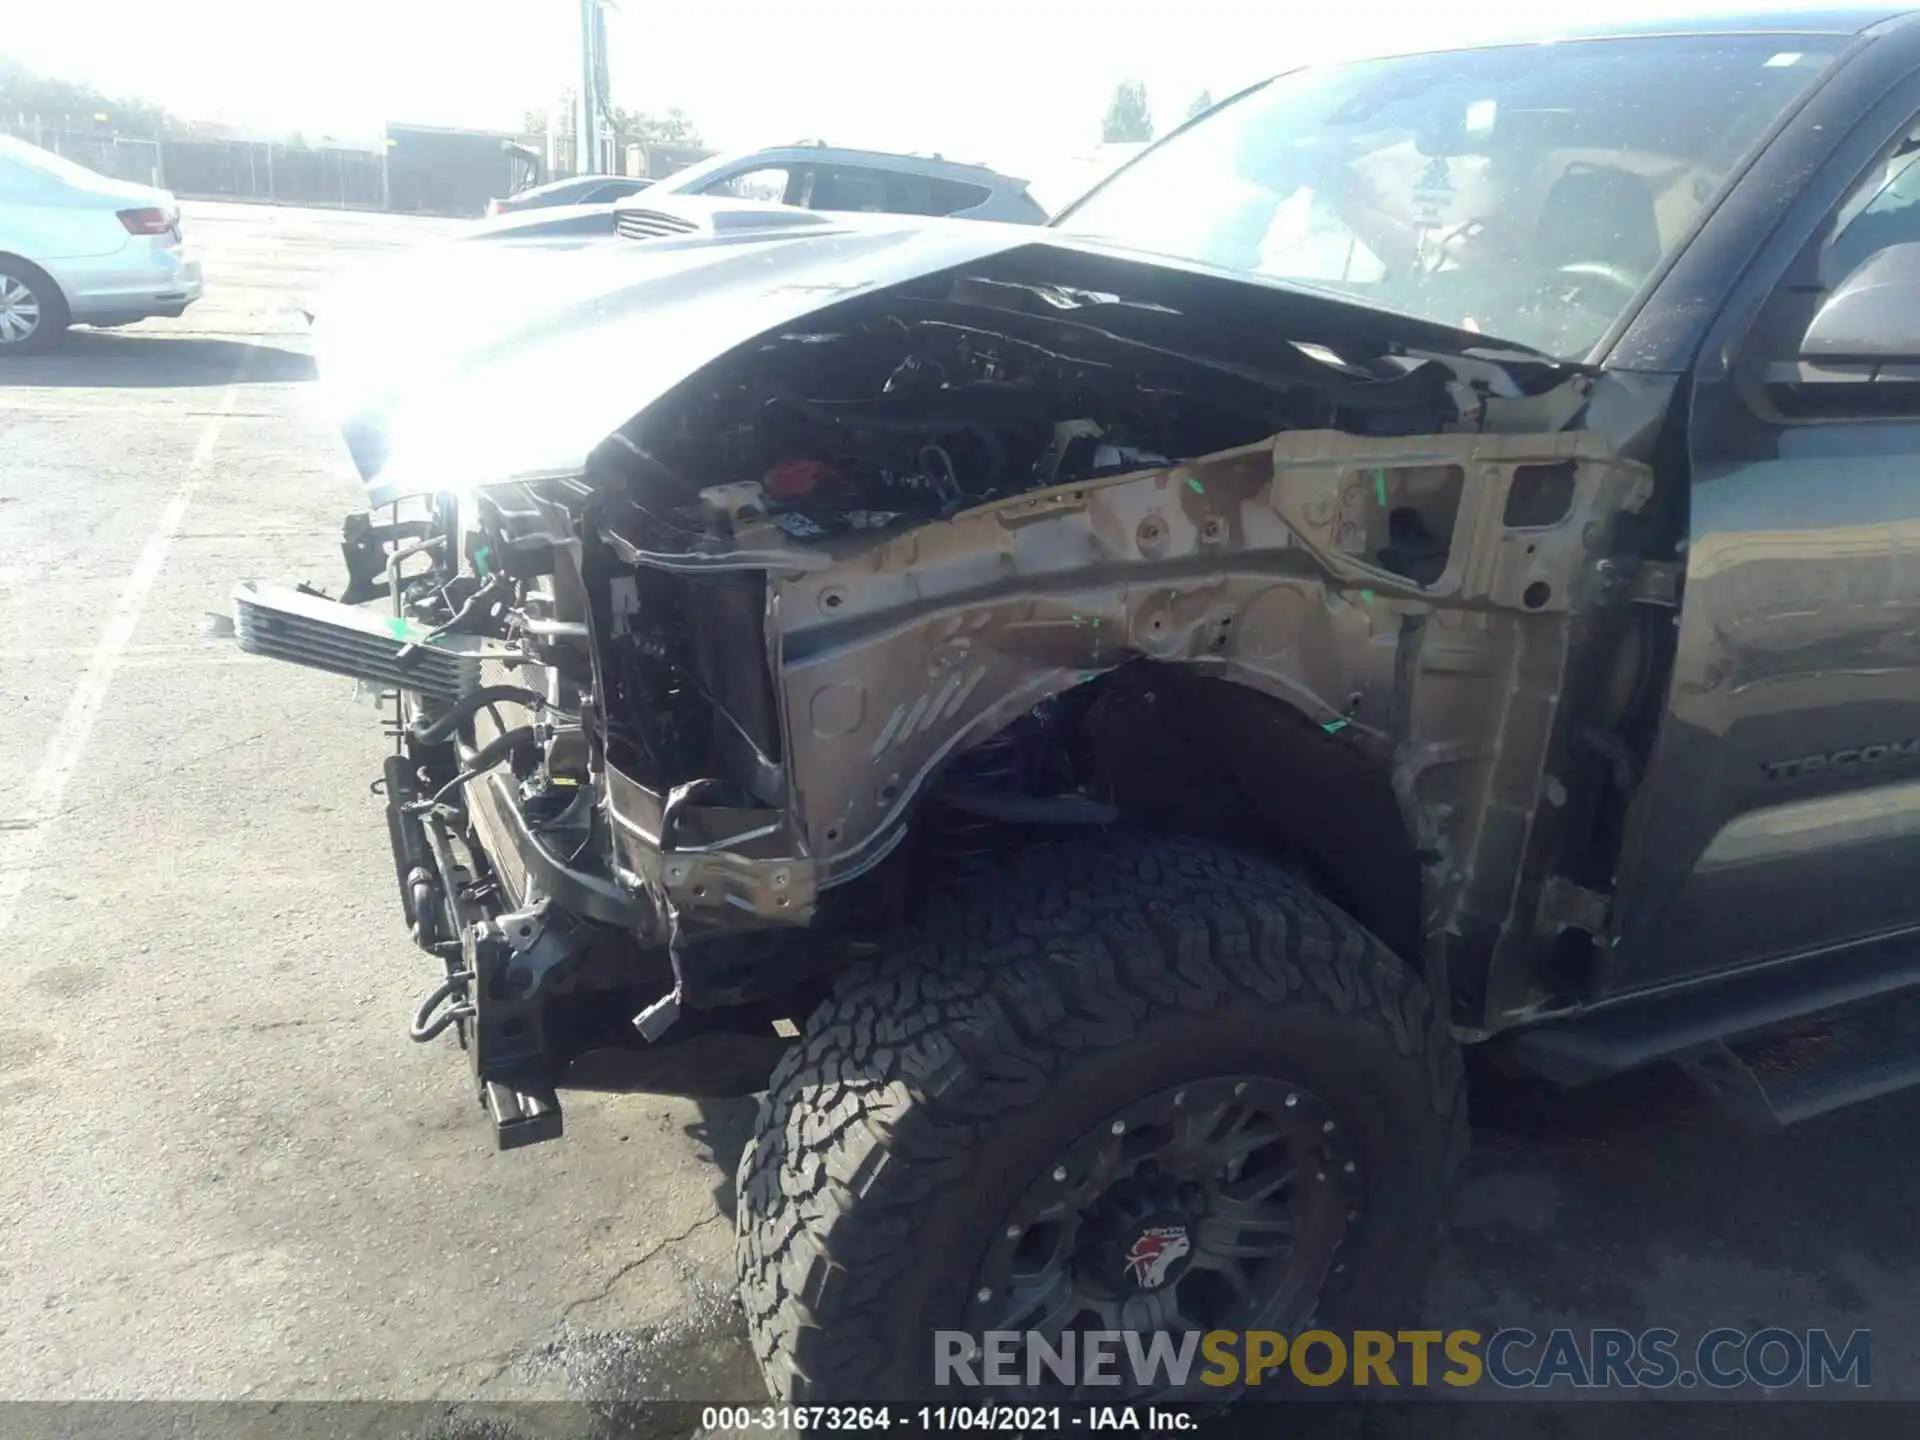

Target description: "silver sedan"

left=0, top=134, right=204, bottom=354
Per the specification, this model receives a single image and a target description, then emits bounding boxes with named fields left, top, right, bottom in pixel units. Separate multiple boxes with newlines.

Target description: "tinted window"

left=1826, top=130, right=1920, bottom=288
left=1057, top=36, right=1843, bottom=358
left=808, top=166, right=892, bottom=212
left=704, top=166, right=792, bottom=202
left=883, top=172, right=995, bottom=216
left=998, top=189, right=1052, bottom=224
left=585, top=180, right=645, bottom=203
left=1742, top=118, right=1920, bottom=415
left=508, top=178, right=585, bottom=205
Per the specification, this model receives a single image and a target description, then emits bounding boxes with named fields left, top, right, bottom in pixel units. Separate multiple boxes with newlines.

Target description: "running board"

left=1680, top=990, right=1920, bottom=1128
left=1507, top=930, right=1920, bottom=1085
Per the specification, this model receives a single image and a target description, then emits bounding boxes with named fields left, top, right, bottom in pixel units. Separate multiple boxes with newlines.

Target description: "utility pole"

left=577, top=0, right=602, bottom=176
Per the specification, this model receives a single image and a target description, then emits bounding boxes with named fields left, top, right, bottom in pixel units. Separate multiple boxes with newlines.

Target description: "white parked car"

left=0, top=134, right=204, bottom=354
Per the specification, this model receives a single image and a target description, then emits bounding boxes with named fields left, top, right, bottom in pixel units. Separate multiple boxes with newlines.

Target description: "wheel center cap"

left=1120, top=1216, right=1194, bottom=1291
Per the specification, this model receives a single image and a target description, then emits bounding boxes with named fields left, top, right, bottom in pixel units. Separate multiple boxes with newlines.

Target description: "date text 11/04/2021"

left=701, top=1408, right=1196, bottom=1431
left=694, top=1328, right=1873, bottom=1430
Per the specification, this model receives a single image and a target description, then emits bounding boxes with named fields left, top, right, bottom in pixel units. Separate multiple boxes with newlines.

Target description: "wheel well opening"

left=0, top=253, right=70, bottom=313
left=914, top=662, right=1425, bottom=969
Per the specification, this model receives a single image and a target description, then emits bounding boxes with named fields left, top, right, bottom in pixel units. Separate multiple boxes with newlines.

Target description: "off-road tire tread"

left=734, top=835, right=1467, bottom=1400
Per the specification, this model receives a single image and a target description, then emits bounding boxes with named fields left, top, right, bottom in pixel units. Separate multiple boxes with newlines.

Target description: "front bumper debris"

left=384, top=753, right=567, bottom=1148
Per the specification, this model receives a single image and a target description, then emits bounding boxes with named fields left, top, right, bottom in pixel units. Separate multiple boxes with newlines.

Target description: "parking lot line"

left=0, top=369, right=248, bottom=932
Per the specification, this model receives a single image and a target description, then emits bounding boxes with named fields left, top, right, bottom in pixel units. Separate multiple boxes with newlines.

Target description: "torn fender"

left=734, top=425, right=1652, bottom=960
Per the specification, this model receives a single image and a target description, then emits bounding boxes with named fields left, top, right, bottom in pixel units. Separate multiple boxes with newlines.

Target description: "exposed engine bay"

left=237, top=248, right=1664, bottom=1145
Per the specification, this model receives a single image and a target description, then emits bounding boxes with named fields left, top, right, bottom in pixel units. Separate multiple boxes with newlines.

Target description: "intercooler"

left=232, top=580, right=488, bottom=703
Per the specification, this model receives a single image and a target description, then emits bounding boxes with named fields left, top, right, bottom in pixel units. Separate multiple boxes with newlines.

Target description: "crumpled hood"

left=313, top=201, right=1564, bottom=506
left=312, top=209, right=1032, bottom=504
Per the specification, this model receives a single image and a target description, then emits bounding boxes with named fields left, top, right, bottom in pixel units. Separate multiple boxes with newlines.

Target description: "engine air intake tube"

left=410, top=685, right=551, bottom=745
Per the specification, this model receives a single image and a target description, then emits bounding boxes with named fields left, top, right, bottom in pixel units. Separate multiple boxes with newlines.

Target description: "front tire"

left=734, top=837, right=1467, bottom=1402
left=0, top=261, right=70, bottom=356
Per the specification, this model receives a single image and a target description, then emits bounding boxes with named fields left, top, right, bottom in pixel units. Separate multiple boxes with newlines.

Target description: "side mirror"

left=1802, top=240, right=1920, bottom=363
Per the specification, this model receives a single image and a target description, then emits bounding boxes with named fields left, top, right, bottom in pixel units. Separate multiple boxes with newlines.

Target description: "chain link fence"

left=2, top=121, right=163, bottom=187
left=2, top=118, right=479, bottom=212
left=161, top=138, right=385, bottom=209
left=5, top=118, right=387, bottom=209
left=4, top=115, right=706, bottom=216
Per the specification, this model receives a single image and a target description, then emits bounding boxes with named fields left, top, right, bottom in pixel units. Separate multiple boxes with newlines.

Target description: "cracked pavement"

left=3, top=202, right=1917, bottom=1427
left=0, top=203, right=762, bottom=1409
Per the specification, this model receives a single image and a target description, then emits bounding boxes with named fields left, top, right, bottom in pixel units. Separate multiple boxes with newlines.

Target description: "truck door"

left=1610, top=99, right=1920, bottom=992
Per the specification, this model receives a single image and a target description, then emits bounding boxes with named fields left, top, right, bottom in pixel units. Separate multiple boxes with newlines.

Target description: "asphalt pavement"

left=1, top=201, right=1915, bottom=1432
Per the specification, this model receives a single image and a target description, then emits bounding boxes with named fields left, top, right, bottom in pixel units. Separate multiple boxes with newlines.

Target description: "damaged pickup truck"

left=237, top=9, right=1920, bottom=1402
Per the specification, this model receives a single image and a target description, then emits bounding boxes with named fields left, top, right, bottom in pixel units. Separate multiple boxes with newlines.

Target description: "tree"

left=610, top=105, right=701, bottom=147
left=1185, top=89, right=1214, bottom=122
left=523, top=97, right=702, bottom=147
left=0, top=58, right=171, bottom=137
left=1101, top=78, right=1153, bottom=144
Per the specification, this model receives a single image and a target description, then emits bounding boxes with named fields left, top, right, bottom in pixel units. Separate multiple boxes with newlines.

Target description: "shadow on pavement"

left=1448, top=1055, right=1920, bottom=1317
left=687, top=1096, right=758, bottom=1223
left=1, top=330, right=317, bottom=386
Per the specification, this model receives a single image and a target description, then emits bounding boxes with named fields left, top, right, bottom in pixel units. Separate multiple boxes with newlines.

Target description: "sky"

left=2, top=0, right=1852, bottom=178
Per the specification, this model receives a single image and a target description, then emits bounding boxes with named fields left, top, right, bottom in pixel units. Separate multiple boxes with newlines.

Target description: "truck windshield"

left=1054, top=35, right=1845, bottom=359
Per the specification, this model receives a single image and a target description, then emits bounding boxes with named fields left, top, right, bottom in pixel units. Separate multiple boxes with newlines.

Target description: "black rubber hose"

left=410, top=976, right=473, bottom=1042
left=411, top=685, right=549, bottom=745
left=465, top=725, right=538, bottom=774
left=425, top=726, right=539, bottom=806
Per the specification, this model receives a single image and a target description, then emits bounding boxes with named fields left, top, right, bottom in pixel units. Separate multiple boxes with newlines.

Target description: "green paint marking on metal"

left=384, top=617, right=421, bottom=641
left=473, top=545, right=493, bottom=575
left=1360, top=588, right=1376, bottom=604
left=1374, top=470, right=1388, bottom=506
left=1186, top=476, right=1205, bottom=495
left=1322, top=718, right=1351, bottom=735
